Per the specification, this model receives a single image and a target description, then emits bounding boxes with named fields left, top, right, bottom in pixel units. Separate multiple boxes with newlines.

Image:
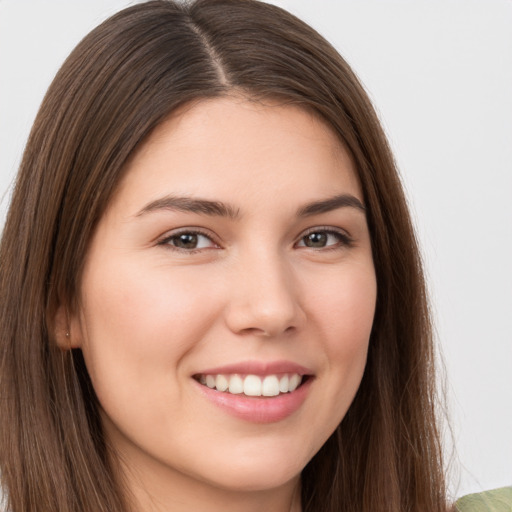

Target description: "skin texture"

left=65, top=97, right=377, bottom=512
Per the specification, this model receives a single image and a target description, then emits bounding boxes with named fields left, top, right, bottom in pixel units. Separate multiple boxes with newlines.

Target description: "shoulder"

left=455, top=487, right=512, bottom=512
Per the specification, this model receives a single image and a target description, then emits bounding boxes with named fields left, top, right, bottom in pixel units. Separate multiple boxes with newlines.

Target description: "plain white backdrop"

left=1, top=0, right=511, bottom=501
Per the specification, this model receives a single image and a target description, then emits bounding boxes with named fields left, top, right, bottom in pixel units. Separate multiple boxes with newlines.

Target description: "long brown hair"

left=0, top=1, right=447, bottom=510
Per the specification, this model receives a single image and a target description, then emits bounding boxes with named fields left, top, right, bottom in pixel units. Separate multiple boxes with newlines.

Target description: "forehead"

left=115, top=96, right=362, bottom=213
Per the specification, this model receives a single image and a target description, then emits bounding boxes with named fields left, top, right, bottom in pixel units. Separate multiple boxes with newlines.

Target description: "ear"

left=53, top=304, right=82, bottom=349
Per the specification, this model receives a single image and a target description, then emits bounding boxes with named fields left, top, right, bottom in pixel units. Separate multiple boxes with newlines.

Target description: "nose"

left=224, top=251, right=306, bottom=338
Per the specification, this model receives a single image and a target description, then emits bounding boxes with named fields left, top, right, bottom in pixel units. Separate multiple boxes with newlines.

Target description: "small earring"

left=65, top=331, right=70, bottom=338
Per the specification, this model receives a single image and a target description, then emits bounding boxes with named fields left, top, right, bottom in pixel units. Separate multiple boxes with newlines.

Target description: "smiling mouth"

left=194, top=373, right=306, bottom=397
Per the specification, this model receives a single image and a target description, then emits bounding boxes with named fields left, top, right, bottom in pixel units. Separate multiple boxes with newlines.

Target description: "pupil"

left=306, top=232, right=327, bottom=247
left=176, top=233, right=198, bottom=248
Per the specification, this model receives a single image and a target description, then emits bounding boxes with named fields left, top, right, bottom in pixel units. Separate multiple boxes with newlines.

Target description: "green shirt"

left=456, top=487, right=512, bottom=512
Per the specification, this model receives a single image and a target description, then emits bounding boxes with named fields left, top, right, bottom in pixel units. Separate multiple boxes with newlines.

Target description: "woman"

left=0, top=1, right=458, bottom=510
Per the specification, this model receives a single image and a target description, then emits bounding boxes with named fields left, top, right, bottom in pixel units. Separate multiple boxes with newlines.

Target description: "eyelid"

left=157, top=227, right=220, bottom=252
left=295, top=226, right=354, bottom=249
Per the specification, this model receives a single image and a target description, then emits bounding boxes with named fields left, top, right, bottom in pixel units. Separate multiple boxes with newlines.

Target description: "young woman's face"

left=70, top=97, right=376, bottom=506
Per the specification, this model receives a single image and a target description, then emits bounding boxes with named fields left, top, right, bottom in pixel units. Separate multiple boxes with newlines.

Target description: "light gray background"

left=1, top=0, right=511, bottom=501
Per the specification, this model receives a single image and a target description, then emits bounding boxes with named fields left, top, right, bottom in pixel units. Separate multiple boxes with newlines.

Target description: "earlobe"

left=53, top=304, right=81, bottom=349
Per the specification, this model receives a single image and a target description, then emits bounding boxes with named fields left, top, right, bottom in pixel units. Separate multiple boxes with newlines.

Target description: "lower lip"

left=194, top=378, right=313, bottom=423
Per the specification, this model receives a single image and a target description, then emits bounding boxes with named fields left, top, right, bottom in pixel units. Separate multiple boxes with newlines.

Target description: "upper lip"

left=194, top=360, right=313, bottom=377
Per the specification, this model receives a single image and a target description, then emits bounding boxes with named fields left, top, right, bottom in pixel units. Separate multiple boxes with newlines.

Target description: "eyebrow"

left=296, top=194, right=366, bottom=217
left=136, top=193, right=365, bottom=219
left=136, top=195, right=241, bottom=219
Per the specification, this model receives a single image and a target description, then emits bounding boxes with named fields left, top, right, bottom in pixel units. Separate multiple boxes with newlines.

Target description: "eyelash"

left=158, top=228, right=218, bottom=254
left=296, top=227, right=354, bottom=251
left=157, top=226, right=353, bottom=254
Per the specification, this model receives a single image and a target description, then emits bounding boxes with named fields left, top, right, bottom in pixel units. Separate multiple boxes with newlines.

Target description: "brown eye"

left=297, top=229, right=352, bottom=249
left=172, top=233, right=199, bottom=249
left=303, top=232, right=328, bottom=248
left=160, top=231, right=217, bottom=251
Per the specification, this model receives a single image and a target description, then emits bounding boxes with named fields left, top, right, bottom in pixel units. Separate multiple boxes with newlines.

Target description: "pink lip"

left=195, top=360, right=312, bottom=377
left=193, top=360, right=314, bottom=424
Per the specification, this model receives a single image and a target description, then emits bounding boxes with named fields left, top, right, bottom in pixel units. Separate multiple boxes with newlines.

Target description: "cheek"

left=287, top=263, right=376, bottom=461
left=80, top=259, right=220, bottom=347
left=310, top=260, right=376, bottom=349
left=311, top=262, right=376, bottom=401
left=75, top=260, right=223, bottom=409
left=335, top=273, right=375, bottom=366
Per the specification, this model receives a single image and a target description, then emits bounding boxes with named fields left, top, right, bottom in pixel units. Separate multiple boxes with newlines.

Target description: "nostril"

left=239, top=325, right=296, bottom=338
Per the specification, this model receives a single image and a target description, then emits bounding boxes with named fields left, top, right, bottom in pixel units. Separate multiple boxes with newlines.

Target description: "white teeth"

left=198, top=373, right=304, bottom=396
left=205, top=375, right=216, bottom=388
left=289, top=373, right=301, bottom=392
left=278, top=374, right=289, bottom=393
left=228, top=375, right=244, bottom=394
left=262, top=375, right=280, bottom=397
left=215, top=374, right=229, bottom=392
left=244, top=375, right=262, bottom=396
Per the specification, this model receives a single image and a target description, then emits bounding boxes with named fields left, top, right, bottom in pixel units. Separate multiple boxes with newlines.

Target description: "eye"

left=159, top=230, right=218, bottom=252
left=296, top=228, right=352, bottom=249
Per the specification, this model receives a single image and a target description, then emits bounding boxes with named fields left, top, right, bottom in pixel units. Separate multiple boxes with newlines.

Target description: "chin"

left=203, top=462, right=302, bottom=493
left=184, top=441, right=308, bottom=493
